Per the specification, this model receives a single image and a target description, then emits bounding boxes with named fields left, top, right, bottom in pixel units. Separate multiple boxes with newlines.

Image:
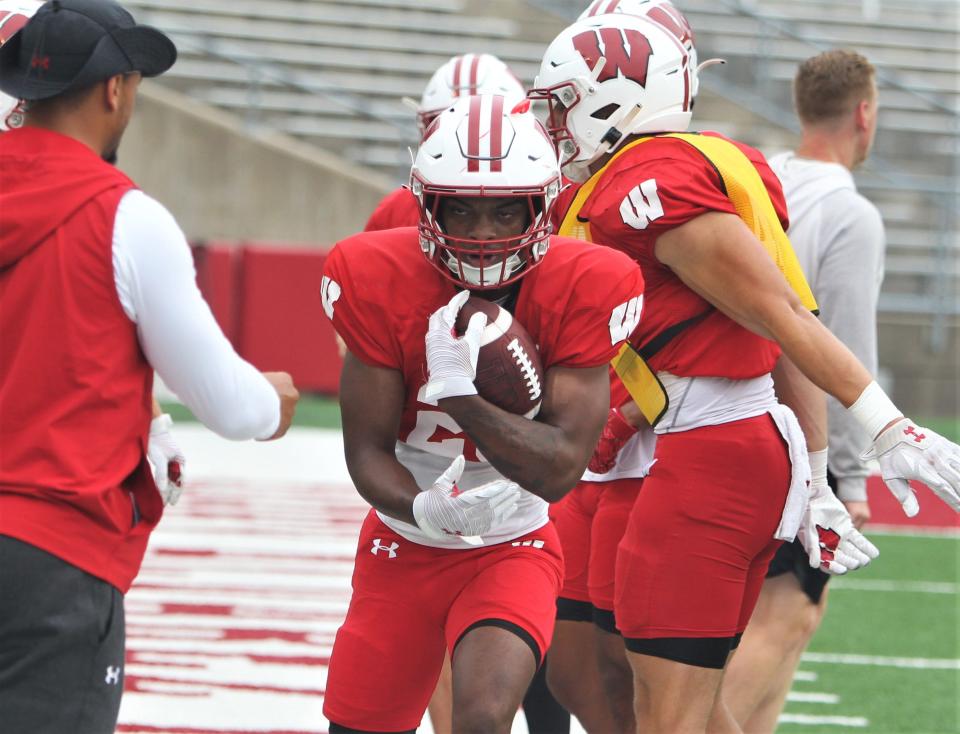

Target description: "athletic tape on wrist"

left=807, top=448, right=828, bottom=485
left=847, top=381, right=901, bottom=440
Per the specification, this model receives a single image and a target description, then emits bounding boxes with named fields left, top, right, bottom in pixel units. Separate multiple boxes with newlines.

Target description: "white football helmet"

left=416, top=54, right=526, bottom=138
left=0, top=0, right=41, bottom=131
left=578, top=0, right=699, bottom=97
left=410, top=94, right=561, bottom=290
left=529, top=14, right=694, bottom=181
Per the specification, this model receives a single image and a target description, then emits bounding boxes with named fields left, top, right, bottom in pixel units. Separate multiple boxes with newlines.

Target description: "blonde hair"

left=794, top=49, right=876, bottom=124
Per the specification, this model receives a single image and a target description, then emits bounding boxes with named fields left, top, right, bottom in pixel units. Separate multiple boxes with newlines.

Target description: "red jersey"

left=571, top=132, right=788, bottom=379
left=364, top=187, right=419, bottom=232
left=0, top=128, right=158, bottom=592
left=324, top=228, right=645, bottom=460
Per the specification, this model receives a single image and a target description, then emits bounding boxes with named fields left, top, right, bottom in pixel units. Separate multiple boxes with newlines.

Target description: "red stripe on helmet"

left=452, top=56, right=464, bottom=97
left=469, top=55, right=480, bottom=94
left=490, top=95, right=504, bottom=172
left=468, top=95, right=482, bottom=172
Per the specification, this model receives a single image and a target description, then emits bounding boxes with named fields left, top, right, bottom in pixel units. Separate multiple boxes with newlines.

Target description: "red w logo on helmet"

left=572, top=28, right=653, bottom=86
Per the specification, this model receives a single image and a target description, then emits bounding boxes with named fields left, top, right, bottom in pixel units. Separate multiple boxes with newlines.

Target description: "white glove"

left=412, top=455, right=521, bottom=539
left=422, top=290, right=486, bottom=406
left=797, top=449, right=879, bottom=575
left=861, top=418, right=960, bottom=516
left=148, top=413, right=186, bottom=506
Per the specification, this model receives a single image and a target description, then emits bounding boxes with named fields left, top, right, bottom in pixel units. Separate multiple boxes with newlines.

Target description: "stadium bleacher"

left=119, top=0, right=957, bottom=414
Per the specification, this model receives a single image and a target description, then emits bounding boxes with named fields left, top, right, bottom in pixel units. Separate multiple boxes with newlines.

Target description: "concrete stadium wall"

left=117, top=82, right=393, bottom=246
left=878, top=317, right=959, bottom=418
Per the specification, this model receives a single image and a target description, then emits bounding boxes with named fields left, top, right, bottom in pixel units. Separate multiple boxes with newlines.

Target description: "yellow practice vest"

left=558, top=133, right=818, bottom=426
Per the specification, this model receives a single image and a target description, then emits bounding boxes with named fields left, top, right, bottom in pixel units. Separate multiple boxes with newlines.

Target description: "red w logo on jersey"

left=571, top=27, right=653, bottom=86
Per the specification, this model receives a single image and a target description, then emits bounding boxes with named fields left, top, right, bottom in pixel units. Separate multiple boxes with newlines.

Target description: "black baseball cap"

left=0, top=0, right=176, bottom=101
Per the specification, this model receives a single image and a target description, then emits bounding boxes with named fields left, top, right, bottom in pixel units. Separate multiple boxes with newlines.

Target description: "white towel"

left=768, top=403, right=812, bottom=541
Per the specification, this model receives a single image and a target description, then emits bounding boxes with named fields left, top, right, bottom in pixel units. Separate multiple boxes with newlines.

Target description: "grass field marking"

left=867, top=524, right=959, bottom=538
left=785, top=692, right=840, bottom=704
left=802, top=652, right=960, bottom=670
left=792, top=670, right=818, bottom=682
left=777, top=713, right=869, bottom=727
left=828, top=578, right=958, bottom=594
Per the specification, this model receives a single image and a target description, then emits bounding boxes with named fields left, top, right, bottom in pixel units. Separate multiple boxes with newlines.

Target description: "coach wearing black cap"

left=0, top=2, right=299, bottom=731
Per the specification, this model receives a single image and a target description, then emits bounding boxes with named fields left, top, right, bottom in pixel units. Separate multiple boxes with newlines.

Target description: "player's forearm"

left=771, top=353, right=827, bottom=452
left=439, top=396, right=587, bottom=501
left=344, top=444, right=421, bottom=525
left=767, top=304, right=873, bottom=410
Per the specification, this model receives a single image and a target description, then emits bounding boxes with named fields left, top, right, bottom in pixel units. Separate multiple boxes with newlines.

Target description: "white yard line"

left=792, top=670, right=818, bottom=682
left=801, top=652, right=960, bottom=670
left=786, top=692, right=840, bottom=704
left=778, top=713, right=869, bottom=727
left=867, top=524, right=959, bottom=538
left=829, top=578, right=958, bottom=594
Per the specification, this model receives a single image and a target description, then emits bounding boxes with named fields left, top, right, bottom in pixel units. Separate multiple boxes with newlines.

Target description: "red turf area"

left=866, top=477, right=959, bottom=529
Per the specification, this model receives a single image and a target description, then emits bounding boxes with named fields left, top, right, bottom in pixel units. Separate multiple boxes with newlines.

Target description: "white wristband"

left=150, top=413, right=173, bottom=434
left=847, top=381, right=901, bottom=440
left=808, top=448, right=828, bottom=487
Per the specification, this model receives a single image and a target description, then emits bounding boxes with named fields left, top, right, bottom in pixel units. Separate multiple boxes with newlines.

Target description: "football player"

left=531, top=12, right=960, bottom=732
left=364, top=53, right=526, bottom=233
left=361, top=52, right=567, bottom=734
left=544, top=3, right=694, bottom=730
left=320, top=94, right=645, bottom=733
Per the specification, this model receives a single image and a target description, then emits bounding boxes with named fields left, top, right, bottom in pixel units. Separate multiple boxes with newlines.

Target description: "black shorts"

left=764, top=470, right=840, bottom=604
left=0, top=535, right=126, bottom=734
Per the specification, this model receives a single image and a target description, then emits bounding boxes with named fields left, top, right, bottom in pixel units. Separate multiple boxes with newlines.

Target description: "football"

left=454, top=296, right=544, bottom=417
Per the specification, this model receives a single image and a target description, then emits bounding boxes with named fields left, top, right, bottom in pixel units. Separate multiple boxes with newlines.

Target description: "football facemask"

left=411, top=94, right=561, bottom=290
left=0, top=0, right=42, bottom=132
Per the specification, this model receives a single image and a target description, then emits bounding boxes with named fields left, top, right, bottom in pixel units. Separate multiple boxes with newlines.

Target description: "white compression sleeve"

left=113, top=190, right=280, bottom=440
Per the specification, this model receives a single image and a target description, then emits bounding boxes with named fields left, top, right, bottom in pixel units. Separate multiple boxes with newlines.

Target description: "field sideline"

left=143, top=401, right=958, bottom=733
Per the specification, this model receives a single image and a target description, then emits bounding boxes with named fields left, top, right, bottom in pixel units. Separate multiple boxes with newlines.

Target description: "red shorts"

left=323, top=510, right=564, bottom=732
left=554, top=481, right=603, bottom=604
left=588, top=478, right=641, bottom=613
left=615, top=415, right=789, bottom=642
left=555, top=479, right=642, bottom=617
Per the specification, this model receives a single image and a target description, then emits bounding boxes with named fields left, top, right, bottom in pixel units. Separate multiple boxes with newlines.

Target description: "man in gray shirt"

left=724, top=49, right=885, bottom=732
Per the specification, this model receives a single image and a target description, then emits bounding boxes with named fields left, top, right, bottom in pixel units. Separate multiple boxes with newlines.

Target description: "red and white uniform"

left=321, top=227, right=644, bottom=730
left=573, top=132, right=803, bottom=652
left=555, top=373, right=657, bottom=618
left=324, top=228, right=645, bottom=550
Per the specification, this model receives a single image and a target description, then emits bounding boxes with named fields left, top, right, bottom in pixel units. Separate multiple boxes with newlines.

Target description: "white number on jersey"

left=406, top=409, right=484, bottom=463
left=619, top=179, right=664, bottom=230
left=320, top=275, right=341, bottom=320
left=609, top=295, right=644, bottom=345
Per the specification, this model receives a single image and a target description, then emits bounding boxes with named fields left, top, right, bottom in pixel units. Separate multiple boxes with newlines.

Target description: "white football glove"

left=861, top=418, right=960, bottom=516
left=412, top=455, right=521, bottom=540
left=422, top=290, right=486, bottom=406
left=148, top=413, right=186, bottom=507
left=798, top=450, right=879, bottom=575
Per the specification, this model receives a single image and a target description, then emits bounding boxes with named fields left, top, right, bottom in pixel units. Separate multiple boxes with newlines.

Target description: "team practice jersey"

left=363, top=187, right=420, bottom=232
left=573, top=132, right=790, bottom=379
left=323, top=228, right=645, bottom=547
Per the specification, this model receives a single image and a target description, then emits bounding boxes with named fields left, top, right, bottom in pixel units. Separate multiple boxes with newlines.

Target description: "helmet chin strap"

left=594, top=103, right=645, bottom=160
